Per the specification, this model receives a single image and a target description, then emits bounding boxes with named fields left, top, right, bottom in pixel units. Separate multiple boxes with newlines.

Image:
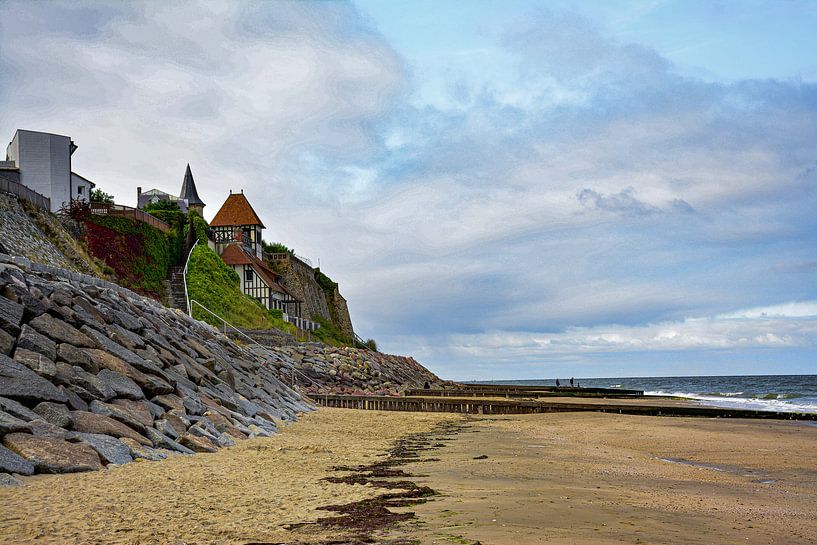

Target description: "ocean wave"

left=644, top=390, right=817, bottom=414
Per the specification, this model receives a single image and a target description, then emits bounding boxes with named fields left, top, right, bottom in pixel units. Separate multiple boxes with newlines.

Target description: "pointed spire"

left=180, top=163, right=205, bottom=206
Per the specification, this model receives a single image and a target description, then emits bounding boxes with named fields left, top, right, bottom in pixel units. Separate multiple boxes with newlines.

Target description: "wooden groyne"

left=405, top=387, right=645, bottom=399
left=314, top=394, right=817, bottom=421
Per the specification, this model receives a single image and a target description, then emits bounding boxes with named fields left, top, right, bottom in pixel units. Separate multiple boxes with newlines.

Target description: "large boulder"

left=0, top=409, right=30, bottom=434
left=0, top=396, right=39, bottom=421
left=56, top=344, right=98, bottom=373
left=0, top=295, right=24, bottom=336
left=0, top=328, right=14, bottom=356
left=96, top=369, right=144, bottom=400
left=0, top=444, right=35, bottom=475
left=29, top=313, right=94, bottom=348
left=72, top=432, right=133, bottom=465
left=178, top=433, right=218, bottom=453
left=70, top=410, right=152, bottom=446
left=69, top=369, right=116, bottom=401
left=119, top=437, right=168, bottom=461
left=16, top=325, right=57, bottom=361
left=2, top=433, right=102, bottom=473
left=33, top=402, right=73, bottom=429
left=13, top=347, right=57, bottom=379
left=0, top=354, right=67, bottom=403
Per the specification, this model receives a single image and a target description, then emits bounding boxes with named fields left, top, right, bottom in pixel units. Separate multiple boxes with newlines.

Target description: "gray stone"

left=72, top=432, right=133, bottom=465
left=13, top=347, right=57, bottom=378
left=27, top=418, right=70, bottom=438
left=144, top=399, right=165, bottom=419
left=112, top=309, right=142, bottom=331
left=0, top=473, right=22, bottom=486
left=56, top=343, right=98, bottom=373
left=105, top=323, right=145, bottom=351
left=141, top=374, right=174, bottom=396
left=0, top=396, right=39, bottom=421
left=58, top=385, right=89, bottom=411
left=0, top=354, right=67, bottom=403
left=0, top=444, right=34, bottom=475
left=154, top=419, right=179, bottom=439
left=81, top=326, right=164, bottom=376
left=3, top=433, right=102, bottom=473
left=33, top=402, right=73, bottom=428
left=0, top=328, right=14, bottom=356
left=119, top=437, right=167, bottom=461
left=152, top=393, right=184, bottom=412
left=178, top=433, right=218, bottom=453
left=71, top=410, right=152, bottom=445
left=16, top=324, right=57, bottom=361
left=69, top=368, right=116, bottom=401
left=145, top=427, right=193, bottom=454
left=96, top=369, right=144, bottom=400
left=29, top=313, right=94, bottom=348
left=0, top=409, right=29, bottom=434
left=215, top=432, right=236, bottom=448
left=0, top=295, right=24, bottom=336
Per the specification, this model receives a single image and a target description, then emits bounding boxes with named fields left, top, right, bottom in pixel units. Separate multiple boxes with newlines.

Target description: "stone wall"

left=0, top=193, right=104, bottom=277
left=326, top=287, right=355, bottom=340
left=268, top=254, right=331, bottom=321
left=0, top=253, right=311, bottom=481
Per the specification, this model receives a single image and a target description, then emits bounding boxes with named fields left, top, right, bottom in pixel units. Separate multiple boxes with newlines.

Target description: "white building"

left=4, top=129, right=95, bottom=211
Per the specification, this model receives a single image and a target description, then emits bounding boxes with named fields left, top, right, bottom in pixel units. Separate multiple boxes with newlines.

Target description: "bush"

left=90, top=188, right=114, bottom=203
left=262, top=240, right=292, bottom=254
left=186, top=244, right=295, bottom=333
left=364, top=338, right=378, bottom=352
left=82, top=215, right=173, bottom=299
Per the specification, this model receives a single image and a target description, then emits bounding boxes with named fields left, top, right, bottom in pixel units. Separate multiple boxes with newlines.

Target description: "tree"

left=261, top=240, right=293, bottom=254
left=90, top=188, right=114, bottom=203
left=364, top=338, right=378, bottom=352
left=144, top=199, right=181, bottom=213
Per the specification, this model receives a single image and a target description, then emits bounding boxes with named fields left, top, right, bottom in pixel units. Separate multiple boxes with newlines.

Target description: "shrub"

left=310, top=314, right=353, bottom=347
left=262, top=240, right=292, bottom=254
left=186, top=244, right=295, bottom=333
left=90, top=188, right=114, bottom=203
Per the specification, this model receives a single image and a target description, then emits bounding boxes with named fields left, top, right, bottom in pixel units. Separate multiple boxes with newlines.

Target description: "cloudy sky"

left=2, top=0, right=816, bottom=379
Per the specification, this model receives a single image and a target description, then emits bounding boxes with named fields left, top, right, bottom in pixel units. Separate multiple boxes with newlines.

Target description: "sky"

left=1, top=0, right=816, bottom=380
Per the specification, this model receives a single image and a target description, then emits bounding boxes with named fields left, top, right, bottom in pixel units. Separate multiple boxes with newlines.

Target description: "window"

left=244, top=268, right=253, bottom=282
left=77, top=186, right=84, bottom=195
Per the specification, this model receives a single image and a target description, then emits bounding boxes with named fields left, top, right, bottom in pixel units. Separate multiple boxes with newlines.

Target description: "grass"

left=186, top=244, right=295, bottom=333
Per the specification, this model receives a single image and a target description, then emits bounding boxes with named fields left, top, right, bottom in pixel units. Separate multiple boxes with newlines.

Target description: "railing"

left=89, top=201, right=171, bottom=232
left=0, top=176, right=51, bottom=211
left=182, top=239, right=199, bottom=315
left=188, top=299, right=327, bottom=393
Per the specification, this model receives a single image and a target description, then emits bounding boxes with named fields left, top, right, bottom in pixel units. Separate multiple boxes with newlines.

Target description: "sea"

left=473, top=375, right=817, bottom=414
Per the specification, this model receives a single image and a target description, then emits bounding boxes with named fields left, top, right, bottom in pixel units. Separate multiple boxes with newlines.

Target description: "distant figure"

left=556, top=378, right=561, bottom=387
left=423, top=381, right=430, bottom=390
left=570, top=377, right=574, bottom=387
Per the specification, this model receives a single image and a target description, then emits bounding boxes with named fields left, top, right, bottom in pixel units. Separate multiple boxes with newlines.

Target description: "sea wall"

left=0, top=253, right=311, bottom=480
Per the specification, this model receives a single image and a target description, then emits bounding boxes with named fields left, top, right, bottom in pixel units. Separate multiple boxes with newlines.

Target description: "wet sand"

left=2, top=408, right=816, bottom=544
left=392, top=413, right=817, bottom=545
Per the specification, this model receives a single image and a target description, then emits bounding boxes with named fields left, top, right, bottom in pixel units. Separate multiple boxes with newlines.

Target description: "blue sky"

left=1, top=1, right=816, bottom=379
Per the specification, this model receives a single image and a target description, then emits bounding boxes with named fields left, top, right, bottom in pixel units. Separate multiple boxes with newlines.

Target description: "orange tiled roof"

left=219, top=243, right=252, bottom=265
left=210, top=192, right=265, bottom=228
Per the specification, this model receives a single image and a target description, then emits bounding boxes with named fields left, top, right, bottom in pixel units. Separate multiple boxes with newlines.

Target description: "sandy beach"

left=2, top=407, right=816, bottom=544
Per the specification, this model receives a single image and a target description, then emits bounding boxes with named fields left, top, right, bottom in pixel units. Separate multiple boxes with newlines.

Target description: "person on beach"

left=556, top=378, right=561, bottom=387
left=570, top=377, right=574, bottom=387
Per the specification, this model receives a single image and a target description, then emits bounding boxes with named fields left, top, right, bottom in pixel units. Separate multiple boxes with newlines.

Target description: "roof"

left=220, top=243, right=253, bottom=265
left=71, top=172, right=96, bottom=188
left=219, top=244, right=295, bottom=298
left=179, top=164, right=204, bottom=206
left=210, top=192, right=265, bottom=228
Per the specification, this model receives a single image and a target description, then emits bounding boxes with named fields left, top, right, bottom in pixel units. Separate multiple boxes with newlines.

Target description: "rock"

left=96, top=369, right=144, bottom=400
left=145, top=428, right=193, bottom=454
left=0, top=354, right=67, bottom=403
left=72, top=433, right=133, bottom=465
left=119, top=437, right=167, bottom=461
left=141, top=375, right=174, bottom=396
left=178, top=433, right=218, bottom=453
left=0, top=328, right=14, bottom=356
left=0, top=295, right=24, bottom=336
left=27, top=418, right=71, bottom=438
left=69, top=368, right=116, bottom=401
left=81, top=326, right=164, bottom=376
left=2, top=433, right=102, bottom=473
left=152, top=393, right=184, bottom=412
left=58, top=386, right=89, bottom=412
left=29, top=313, right=94, bottom=348
left=0, top=444, right=35, bottom=475
left=56, top=344, right=98, bottom=373
left=16, top=324, right=57, bottom=361
left=112, top=309, right=142, bottom=332
left=215, top=433, right=236, bottom=448
left=154, top=419, right=179, bottom=439
left=0, top=409, right=29, bottom=434
left=0, top=473, right=22, bottom=486
left=0, top=396, right=39, bottom=421
left=163, top=411, right=189, bottom=434
left=13, top=347, right=57, bottom=378
left=85, top=349, right=146, bottom=384
left=32, top=402, right=73, bottom=428
left=70, top=411, right=152, bottom=446
left=144, top=399, right=165, bottom=419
